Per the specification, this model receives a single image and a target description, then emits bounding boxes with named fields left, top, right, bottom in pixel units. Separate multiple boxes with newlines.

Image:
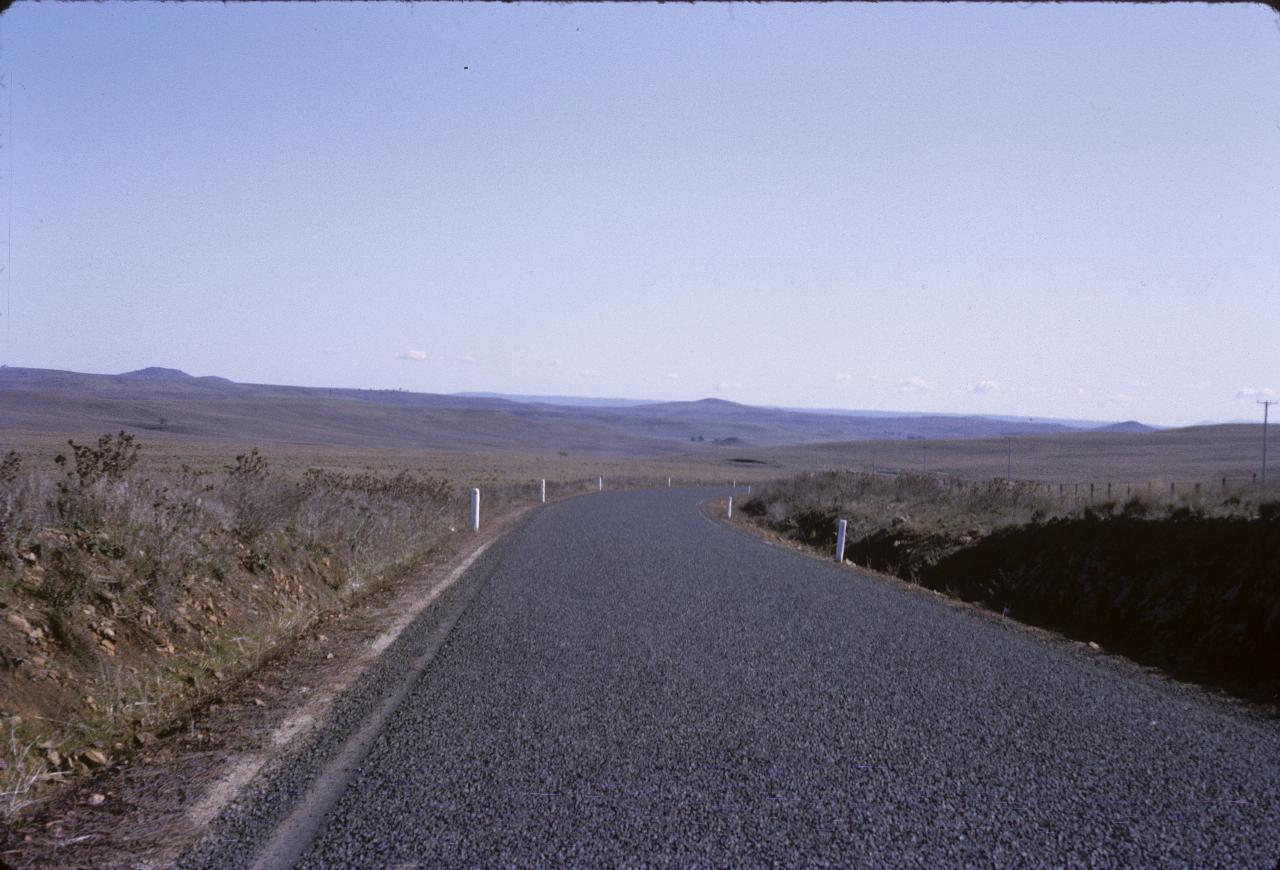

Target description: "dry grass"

left=743, top=469, right=1278, bottom=547
left=1, top=721, right=51, bottom=816
left=746, top=425, right=1276, bottom=486
left=0, top=434, right=474, bottom=816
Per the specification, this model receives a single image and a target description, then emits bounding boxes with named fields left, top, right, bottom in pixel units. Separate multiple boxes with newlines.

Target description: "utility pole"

left=1006, top=436, right=1013, bottom=480
left=1261, top=400, right=1278, bottom=486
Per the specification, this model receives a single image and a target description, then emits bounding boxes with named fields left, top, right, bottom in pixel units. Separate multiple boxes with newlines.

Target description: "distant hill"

left=461, top=392, right=1128, bottom=431
left=0, top=366, right=1138, bottom=455
left=772, top=405, right=1117, bottom=430
left=455, top=392, right=659, bottom=408
left=121, top=367, right=194, bottom=380
left=1098, top=420, right=1157, bottom=434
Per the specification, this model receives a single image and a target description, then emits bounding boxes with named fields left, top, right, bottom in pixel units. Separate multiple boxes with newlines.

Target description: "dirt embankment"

left=756, top=505, right=1280, bottom=705
left=921, top=517, right=1279, bottom=703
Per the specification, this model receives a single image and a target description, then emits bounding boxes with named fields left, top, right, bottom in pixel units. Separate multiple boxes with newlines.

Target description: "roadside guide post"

left=470, top=488, right=480, bottom=532
left=835, top=518, right=848, bottom=563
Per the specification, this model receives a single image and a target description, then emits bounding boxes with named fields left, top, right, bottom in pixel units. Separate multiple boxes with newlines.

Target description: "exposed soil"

left=917, top=516, right=1280, bottom=704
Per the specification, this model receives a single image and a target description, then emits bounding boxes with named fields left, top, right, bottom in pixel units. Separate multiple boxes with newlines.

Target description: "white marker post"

left=667, top=477, right=672, bottom=488
left=747, top=485, right=752, bottom=496
left=470, top=488, right=480, bottom=532
left=539, top=479, right=546, bottom=503
left=732, top=479, right=736, bottom=489
left=597, top=476, right=603, bottom=492
left=835, top=518, right=847, bottom=562
left=727, top=496, right=733, bottom=519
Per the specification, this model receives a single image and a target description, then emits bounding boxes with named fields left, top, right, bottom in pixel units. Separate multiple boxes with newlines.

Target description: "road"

left=188, top=488, right=1280, bottom=868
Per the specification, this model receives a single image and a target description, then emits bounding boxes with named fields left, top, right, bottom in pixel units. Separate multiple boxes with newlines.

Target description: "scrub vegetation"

left=0, top=433, right=557, bottom=816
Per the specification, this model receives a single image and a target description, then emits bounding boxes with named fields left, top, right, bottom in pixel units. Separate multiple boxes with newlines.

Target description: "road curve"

left=196, top=488, right=1280, bottom=868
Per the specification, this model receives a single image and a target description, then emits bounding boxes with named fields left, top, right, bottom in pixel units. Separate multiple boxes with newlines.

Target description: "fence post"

left=1107, top=482, right=1111, bottom=499
left=470, top=488, right=480, bottom=531
left=667, top=477, right=672, bottom=487
left=835, top=518, right=848, bottom=563
left=1170, top=482, right=1175, bottom=496
left=727, top=496, right=733, bottom=518
left=540, top=479, right=546, bottom=503
left=747, top=484, right=751, bottom=496
left=598, top=476, right=603, bottom=492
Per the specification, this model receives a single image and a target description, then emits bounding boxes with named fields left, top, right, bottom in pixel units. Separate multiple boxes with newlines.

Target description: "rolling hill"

left=0, top=366, right=1115, bottom=456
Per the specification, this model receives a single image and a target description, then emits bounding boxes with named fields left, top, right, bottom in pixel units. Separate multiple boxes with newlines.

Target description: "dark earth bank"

left=752, top=504, right=1280, bottom=705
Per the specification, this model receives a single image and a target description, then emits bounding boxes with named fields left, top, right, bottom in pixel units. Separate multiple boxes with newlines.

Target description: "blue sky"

left=2, top=2, right=1278, bottom=425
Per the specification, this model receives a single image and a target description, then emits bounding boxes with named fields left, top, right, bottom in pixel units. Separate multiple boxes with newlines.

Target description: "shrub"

left=222, top=450, right=297, bottom=545
left=0, top=452, right=20, bottom=485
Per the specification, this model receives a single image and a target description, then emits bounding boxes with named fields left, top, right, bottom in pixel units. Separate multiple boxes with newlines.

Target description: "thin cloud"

left=898, top=377, right=932, bottom=393
left=833, top=372, right=854, bottom=384
left=1236, top=386, right=1276, bottom=400
left=717, top=381, right=743, bottom=392
left=662, top=372, right=680, bottom=381
left=396, top=350, right=427, bottom=362
left=969, top=379, right=998, bottom=394
left=457, top=355, right=477, bottom=365
left=580, top=368, right=600, bottom=377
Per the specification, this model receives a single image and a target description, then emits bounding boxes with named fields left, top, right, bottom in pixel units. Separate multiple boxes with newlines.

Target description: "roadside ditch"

left=738, top=499, right=1280, bottom=707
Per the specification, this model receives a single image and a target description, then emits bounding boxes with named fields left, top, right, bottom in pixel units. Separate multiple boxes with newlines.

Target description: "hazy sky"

left=2, top=2, right=1278, bottom=426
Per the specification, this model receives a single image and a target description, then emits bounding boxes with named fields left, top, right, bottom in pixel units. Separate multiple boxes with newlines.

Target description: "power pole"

left=1261, top=400, right=1278, bottom=486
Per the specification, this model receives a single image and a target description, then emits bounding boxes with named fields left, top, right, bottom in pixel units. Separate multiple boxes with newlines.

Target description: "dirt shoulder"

left=0, top=503, right=534, bottom=869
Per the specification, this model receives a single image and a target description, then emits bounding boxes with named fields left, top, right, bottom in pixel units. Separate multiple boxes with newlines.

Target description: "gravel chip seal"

left=186, top=488, right=1280, bottom=868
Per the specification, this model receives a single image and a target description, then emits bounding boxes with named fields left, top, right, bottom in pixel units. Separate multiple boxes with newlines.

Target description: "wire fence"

left=794, top=465, right=1280, bottom=517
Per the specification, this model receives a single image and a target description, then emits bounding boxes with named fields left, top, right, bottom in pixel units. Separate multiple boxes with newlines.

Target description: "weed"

left=0, top=452, right=20, bottom=486
left=0, top=436, right=466, bottom=818
left=0, top=722, right=49, bottom=816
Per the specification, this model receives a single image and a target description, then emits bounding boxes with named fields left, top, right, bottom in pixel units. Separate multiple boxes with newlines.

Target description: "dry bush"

left=223, top=449, right=298, bottom=545
left=0, top=436, right=468, bottom=816
left=50, top=432, right=140, bottom=528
